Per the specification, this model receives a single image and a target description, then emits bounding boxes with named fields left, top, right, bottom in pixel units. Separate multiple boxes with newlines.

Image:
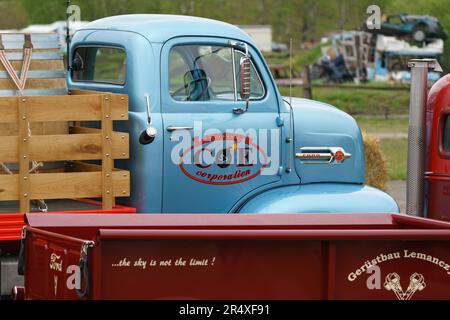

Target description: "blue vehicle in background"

left=68, top=14, right=399, bottom=214
left=370, top=13, right=448, bottom=42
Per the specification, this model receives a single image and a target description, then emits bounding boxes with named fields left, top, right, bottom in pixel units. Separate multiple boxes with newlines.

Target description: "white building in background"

left=238, top=25, right=273, bottom=52
left=13, top=22, right=277, bottom=53
left=21, top=21, right=89, bottom=51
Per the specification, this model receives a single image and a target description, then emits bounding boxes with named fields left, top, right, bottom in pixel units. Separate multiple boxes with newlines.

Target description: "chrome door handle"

left=166, top=126, right=194, bottom=132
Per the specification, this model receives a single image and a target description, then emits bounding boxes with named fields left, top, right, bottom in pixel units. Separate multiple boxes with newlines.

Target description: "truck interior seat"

left=184, top=69, right=210, bottom=101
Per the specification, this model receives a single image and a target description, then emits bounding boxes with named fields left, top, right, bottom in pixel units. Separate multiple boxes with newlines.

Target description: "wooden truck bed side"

left=0, top=34, right=134, bottom=244
left=0, top=91, right=134, bottom=242
left=0, top=90, right=131, bottom=212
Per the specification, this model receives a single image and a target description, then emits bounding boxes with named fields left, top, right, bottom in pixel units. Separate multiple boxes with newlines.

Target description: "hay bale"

left=363, top=132, right=388, bottom=191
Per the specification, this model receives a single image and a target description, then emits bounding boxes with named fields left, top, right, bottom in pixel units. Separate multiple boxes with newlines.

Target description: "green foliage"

left=0, top=1, right=28, bottom=29
left=14, top=0, right=450, bottom=68
left=295, top=44, right=327, bottom=70
left=355, top=115, right=409, bottom=133
left=279, top=86, right=410, bottom=115
left=383, top=0, right=450, bottom=72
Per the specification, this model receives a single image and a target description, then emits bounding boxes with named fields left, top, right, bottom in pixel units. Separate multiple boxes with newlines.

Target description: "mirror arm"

left=229, top=41, right=251, bottom=57
left=145, top=95, right=152, bottom=125
left=139, top=94, right=157, bottom=145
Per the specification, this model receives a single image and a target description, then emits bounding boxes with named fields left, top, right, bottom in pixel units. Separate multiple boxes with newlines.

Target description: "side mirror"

left=239, top=56, right=251, bottom=100
left=71, top=56, right=83, bottom=71
left=233, top=56, right=252, bottom=115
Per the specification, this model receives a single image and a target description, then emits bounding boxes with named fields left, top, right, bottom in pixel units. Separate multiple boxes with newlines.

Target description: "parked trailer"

left=17, top=213, right=450, bottom=300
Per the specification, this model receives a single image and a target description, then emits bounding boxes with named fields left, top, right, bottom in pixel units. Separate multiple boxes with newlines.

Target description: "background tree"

left=0, top=1, right=28, bottom=30
left=11, top=0, right=450, bottom=67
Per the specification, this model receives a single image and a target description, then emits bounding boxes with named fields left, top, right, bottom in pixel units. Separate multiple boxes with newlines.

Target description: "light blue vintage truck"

left=65, top=14, right=399, bottom=214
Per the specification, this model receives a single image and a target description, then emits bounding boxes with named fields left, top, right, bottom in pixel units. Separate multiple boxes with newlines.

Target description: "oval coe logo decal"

left=179, top=133, right=268, bottom=185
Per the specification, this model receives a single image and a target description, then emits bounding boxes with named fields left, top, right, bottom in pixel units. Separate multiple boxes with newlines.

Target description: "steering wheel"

left=173, top=77, right=211, bottom=101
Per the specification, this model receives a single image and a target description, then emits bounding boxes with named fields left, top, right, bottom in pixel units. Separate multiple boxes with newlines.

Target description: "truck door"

left=160, top=37, right=281, bottom=213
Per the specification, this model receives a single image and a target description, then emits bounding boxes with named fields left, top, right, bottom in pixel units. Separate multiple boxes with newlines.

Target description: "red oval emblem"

left=179, top=133, right=268, bottom=185
left=334, top=150, right=345, bottom=162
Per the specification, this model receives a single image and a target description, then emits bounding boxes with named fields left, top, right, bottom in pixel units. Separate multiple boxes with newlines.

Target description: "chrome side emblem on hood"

left=296, top=147, right=352, bottom=164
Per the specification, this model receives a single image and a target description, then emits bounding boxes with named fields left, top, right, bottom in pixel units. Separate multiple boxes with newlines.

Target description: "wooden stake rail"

left=0, top=90, right=130, bottom=213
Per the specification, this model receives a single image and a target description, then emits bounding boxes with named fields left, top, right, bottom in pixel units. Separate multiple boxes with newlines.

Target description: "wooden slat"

left=0, top=122, right=68, bottom=136
left=30, top=133, right=128, bottom=161
left=0, top=78, right=66, bottom=90
left=0, top=136, right=16, bottom=161
left=70, top=90, right=129, bottom=120
left=0, top=93, right=128, bottom=123
left=102, top=94, right=114, bottom=210
left=2, top=51, right=62, bottom=61
left=0, top=88, right=67, bottom=97
left=69, top=89, right=102, bottom=95
left=0, top=70, right=65, bottom=79
left=0, top=171, right=130, bottom=201
left=0, top=60, right=65, bottom=71
left=5, top=48, right=60, bottom=53
left=0, top=33, right=59, bottom=43
left=0, top=132, right=129, bottom=162
left=18, top=98, right=30, bottom=213
left=0, top=97, right=17, bottom=123
left=71, top=126, right=129, bottom=159
left=71, top=126, right=129, bottom=140
left=0, top=174, right=16, bottom=200
left=27, top=94, right=127, bottom=122
left=1, top=42, right=60, bottom=50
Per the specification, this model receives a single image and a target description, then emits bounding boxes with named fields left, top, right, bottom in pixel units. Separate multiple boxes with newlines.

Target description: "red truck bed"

left=20, top=213, right=450, bottom=300
left=0, top=199, right=136, bottom=243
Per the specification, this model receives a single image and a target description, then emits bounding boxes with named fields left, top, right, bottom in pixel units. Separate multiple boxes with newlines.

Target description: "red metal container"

left=0, top=199, right=136, bottom=243
left=20, top=213, right=450, bottom=300
left=426, top=74, right=450, bottom=221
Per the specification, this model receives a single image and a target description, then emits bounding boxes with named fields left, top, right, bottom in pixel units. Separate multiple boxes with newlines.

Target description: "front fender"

left=238, top=183, right=399, bottom=213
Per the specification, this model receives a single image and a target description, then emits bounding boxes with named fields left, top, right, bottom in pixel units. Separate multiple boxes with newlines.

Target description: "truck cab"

left=426, top=74, right=450, bottom=221
left=68, top=14, right=398, bottom=214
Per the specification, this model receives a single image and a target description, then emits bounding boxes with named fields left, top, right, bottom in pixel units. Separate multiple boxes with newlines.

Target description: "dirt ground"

left=387, top=180, right=406, bottom=213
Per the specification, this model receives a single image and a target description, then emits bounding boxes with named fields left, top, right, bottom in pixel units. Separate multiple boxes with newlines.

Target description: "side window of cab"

left=169, top=44, right=264, bottom=102
left=443, top=115, right=450, bottom=151
left=71, top=46, right=127, bottom=85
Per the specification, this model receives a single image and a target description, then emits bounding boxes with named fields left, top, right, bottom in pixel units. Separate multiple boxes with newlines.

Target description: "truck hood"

left=285, top=97, right=365, bottom=184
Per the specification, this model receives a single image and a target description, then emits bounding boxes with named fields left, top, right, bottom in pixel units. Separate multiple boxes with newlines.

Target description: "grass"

left=294, top=44, right=325, bottom=70
left=379, top=138, right=408, bottom=181
left=355, top=115, right=409, bottom=134
left=279, top=85, right=411, bottom=180
left=279, top=84, right=410, bottom=180
left=358, top=117, right=408, bottom=181
left=355, top=114, right=409, bottom=181
left=279, top=86, right=410, bottom=115
left=264, top=43, right=326, bottom=71
left=270, top=41, right=411, bottom=116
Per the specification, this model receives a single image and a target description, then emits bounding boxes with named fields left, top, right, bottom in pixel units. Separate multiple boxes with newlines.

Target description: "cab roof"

left=79, top=14, right=255, bottom=44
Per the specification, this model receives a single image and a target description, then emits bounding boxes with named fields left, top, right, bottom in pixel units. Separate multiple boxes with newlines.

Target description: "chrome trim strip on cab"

left=296, top=147, right=352, bottom=164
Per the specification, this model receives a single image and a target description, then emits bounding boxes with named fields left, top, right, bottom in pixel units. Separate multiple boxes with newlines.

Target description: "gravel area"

left=387, top=180, right=406, bottom=213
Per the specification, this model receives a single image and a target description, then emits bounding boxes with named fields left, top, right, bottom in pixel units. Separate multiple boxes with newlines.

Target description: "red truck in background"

left=426, top=72, right=450, bottom=221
